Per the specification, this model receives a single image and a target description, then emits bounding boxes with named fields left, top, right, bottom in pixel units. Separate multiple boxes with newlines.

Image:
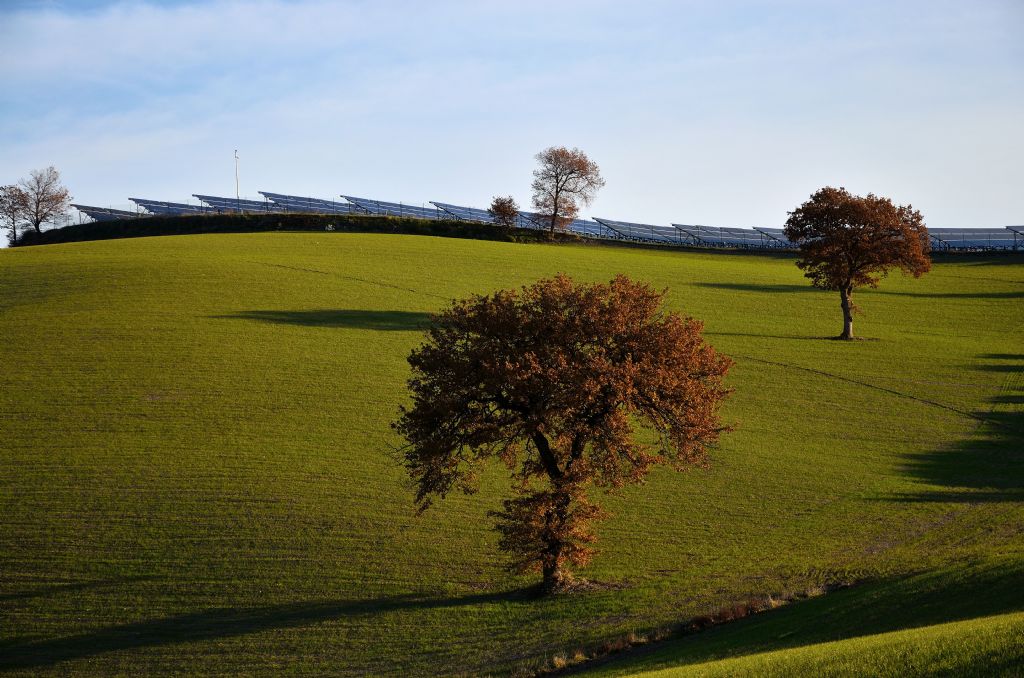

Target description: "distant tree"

left=394, top=274, right=733, bottom=593
left=531, top=146, right=605, bottom=235
left=488, top=195, right=520, bottom=231
left=18, top=166, right=71, bottom=235
left=783, top=186, right=931, bottom=340
left=0, top=184, right=27, bottom=246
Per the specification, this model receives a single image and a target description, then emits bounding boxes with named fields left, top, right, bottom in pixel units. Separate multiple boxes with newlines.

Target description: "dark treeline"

left=12, top=212, right=579, bottom=247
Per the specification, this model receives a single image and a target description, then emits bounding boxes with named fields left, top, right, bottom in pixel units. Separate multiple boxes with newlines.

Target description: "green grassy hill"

left=611, top=609, right=1024, bottom=677
left=1, top=232, right=1021, bottom=675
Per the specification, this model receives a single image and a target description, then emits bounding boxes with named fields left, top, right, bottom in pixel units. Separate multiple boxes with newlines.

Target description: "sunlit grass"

left=1, top=233, right=1021, bottom=675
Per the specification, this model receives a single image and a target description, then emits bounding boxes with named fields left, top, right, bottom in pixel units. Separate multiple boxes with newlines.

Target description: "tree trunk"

left=838, top=288, right=854, bottom=340
left=540, top=490, right=572, bottom=593
left=549, top=189, right=559, bottom=236
left=541, top=544, right=566, bottom=592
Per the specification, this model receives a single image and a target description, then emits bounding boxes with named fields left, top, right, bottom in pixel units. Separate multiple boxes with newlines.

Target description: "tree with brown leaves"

left=783, top=187, right=931, bottom=340
left=393, top=274, right=732, bottom=593
left=0, top=184, right=27, bottom=246
left=531, top=147, right=605, bottom=235
left=18, top=166, right=71, bottom=235
left=488, top=195, right=520, bottom=231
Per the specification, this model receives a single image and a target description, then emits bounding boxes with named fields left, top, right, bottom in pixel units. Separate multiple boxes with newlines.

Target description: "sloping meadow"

left=1, top=233, right=1021, bottom=675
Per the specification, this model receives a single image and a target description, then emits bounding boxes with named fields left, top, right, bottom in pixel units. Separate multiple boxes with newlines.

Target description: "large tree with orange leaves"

left=393, top=274, right=732, bottom=593
left=783, top=187, right=931, bottom=340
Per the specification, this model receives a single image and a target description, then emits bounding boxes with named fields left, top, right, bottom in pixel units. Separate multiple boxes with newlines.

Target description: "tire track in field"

left=248, top=261, right=450, bottom=300
left=734, top=354, right=1001, bottom=426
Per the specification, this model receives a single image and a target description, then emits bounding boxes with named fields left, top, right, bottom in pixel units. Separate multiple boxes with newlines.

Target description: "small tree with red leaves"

left=783, top=187, right=931, bottom=340
left=394, top=274, right=732, bottom=593
left=488, top=195, right=520, bottom=231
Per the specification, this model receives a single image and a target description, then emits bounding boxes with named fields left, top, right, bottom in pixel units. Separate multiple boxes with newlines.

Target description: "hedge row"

left=13, top=212, right=579, bottom=247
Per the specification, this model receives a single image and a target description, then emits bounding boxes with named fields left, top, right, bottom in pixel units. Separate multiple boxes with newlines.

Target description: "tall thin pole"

left=234, top=150, right=240, bottom=208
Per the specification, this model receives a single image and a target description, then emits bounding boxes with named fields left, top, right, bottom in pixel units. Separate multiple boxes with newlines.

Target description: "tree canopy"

left=530, top=147, right=605, bottom=235
left=488, top=195, right=519, bottom=231
left=0, top=185, right=28, bottom=246
left=16, top=166, right=71, bottom=236
left=393, top=274, right=732, bottom=592
left=783, top=186, right=931, bottom=339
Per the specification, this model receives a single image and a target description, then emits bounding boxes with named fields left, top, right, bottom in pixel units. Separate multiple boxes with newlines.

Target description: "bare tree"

left=18, top=166, right=71, bottom=235
left=488, top=195, right=520, bottom=231
left=0, top=185, right=27, bottom=246
left=531, top=147, right=605, bottom=235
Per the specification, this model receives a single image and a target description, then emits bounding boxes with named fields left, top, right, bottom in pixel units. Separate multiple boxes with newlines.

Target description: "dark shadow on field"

left=890, top=355, right=1024, bottom=503
left=0, top=576, right=158, bottom=603
left=695, top=282, right=818, bottom=294
left=868, top=289, right=1024, bottom=299
left=941, top=252, right=1024, bottom=267
left=0, top=588, right=536, bottom=670
left=705, top=332, right=828, bottom=341
left=583, top=559, right=1024, bottom=676
left=214, top=309, right=432, bottom=331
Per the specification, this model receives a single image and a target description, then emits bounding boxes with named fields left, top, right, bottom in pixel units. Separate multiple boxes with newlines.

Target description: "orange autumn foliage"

left=784, top=187, right=931, bottom=339
left=394, top=274, right=732, bottom=592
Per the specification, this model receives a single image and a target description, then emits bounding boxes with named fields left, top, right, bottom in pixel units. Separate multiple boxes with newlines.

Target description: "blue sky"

left=1, top=0, right=1021, bottom=230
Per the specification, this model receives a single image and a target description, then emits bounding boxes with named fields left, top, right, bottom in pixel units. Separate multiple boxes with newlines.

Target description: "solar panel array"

left=90, top=192, right=1021, bottom=252
left=193, top=194, right=284, bottom=213
left=928, top=228, right=1020, bottom=251
left=71, top=204, right=144, bottom=222
left=342, top=196, right=443, bottom=220
left=562, top=217, right=608, bottom=238
left=595, top=218, right=691, bottom=244
left=130, top=198, right=212, bottom=215
left=260, top=191, right=369, bottom=215
left=432, top=201, right=539, bottom=230
left=674, top=225, right=776, bottom=248
left=753, top=227, right=793, bottom=247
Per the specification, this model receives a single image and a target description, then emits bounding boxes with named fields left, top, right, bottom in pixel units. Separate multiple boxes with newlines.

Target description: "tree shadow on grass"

left=213, top=309, right=433, bottom=331
left=695, top=282, right=818, bottom=294
left=0, top=588, right=537, bottom=670
left=889, top=355, right=1024, bottom=503
left=0, top=576, right=159, bottom=603
left=868, top=289, right=1024, bottom=300
left=705, top=331, right=829, bottom=342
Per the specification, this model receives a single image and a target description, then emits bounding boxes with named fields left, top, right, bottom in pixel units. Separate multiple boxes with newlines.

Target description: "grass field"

left=1, top=232, right=1022, bottom=675
left=614, top=609, right=1024, bottom=677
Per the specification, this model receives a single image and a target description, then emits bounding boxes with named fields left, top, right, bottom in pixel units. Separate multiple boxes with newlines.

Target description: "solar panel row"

left=109, top=193, right=1023, bottom=252
left=343, top=196, right=443, bottom=220
left=563, top=218, right=608, bottom=238
left=260, top=192, right=368, bottom=215
left=753, top=228, right=793, bottom=247
left=130, top=198, right=212, bottom=215
left=71, top=205, right=144, bottom=222
left=595, top=218, right=689, bottom=244
left=675, top=225, right=776, bottom=248
left=194, top=194, right=284, bottom=213
left=432, top=201, right=540, bottom=231
left=928, top=228, right=1020, bottom=250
